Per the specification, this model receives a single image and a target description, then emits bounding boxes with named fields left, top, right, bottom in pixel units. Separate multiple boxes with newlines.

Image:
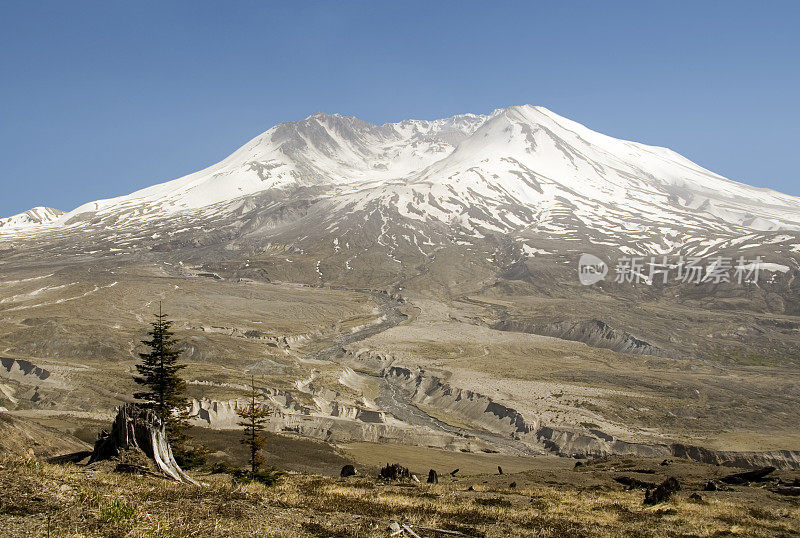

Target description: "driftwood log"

left=719, top=466, right=775, bottom=485
left=88, top=404, right=199, bottom=485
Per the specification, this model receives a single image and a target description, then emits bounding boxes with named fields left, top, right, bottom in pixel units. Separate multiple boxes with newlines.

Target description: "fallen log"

left=771, top=485, right=800, bottom=496
left=88, top=403, right=199, bottom=485
left=719, top=466, right=775, bottom=485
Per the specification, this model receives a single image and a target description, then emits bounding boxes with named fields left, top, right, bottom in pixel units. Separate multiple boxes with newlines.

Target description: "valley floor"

left=1, top=453, right=799, bottom=537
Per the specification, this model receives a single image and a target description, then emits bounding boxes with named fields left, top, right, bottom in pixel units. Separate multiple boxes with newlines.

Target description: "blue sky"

left=1, top=1, right=798, bottom=217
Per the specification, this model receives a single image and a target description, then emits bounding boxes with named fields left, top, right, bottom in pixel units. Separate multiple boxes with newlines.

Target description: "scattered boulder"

left=380, top=463, right=410, bottom=481
left=340, top=464, right=356, bottom=477
left=689, top=492, right=704, bottom=502
left=660, top=459, right=672, bottom=466
left=450, top=468, right=460, bottom=477
left=643, top=477, right=681, bottom=505
left=509, top=481, right=517, bottom=489
left=497, top=466, right=503, bottom=475
left=702, top=480, right=718, bottom=492
left=427, top=469, right=438, bottom=484
left=719, top=466, right=775, bottom=485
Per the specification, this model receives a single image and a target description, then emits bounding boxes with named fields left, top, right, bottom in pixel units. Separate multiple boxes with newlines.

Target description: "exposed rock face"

left=492, top=319, right=677, bottom=358
left=382, top=366, right=536, bottom=438
left=0, top=357, right=53, bottom=381
left=671, top=444, right=800, bottom=470
left=535, top=426, right=671, bottom=459
left=185, top=396, right=483, bottom=450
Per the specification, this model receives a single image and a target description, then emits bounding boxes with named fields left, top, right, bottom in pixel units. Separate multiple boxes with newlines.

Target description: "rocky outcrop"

left=492, top=319, right=678, bottom=358
left=535, top=426, right=670, bottom=459
left=1, top=357, right=53, bottom=382
left=382, top=366, right=536, bottom=438
left=533, top=428, right=800, bottom=470
left=670, top=443, right=800, bottom=471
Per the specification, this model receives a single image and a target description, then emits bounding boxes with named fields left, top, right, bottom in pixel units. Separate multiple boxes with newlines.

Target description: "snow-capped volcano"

left=3, top=105, right=800, bottom=262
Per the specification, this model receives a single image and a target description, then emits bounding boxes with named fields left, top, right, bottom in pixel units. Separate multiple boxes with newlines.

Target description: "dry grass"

left=1, top=454, right=799, bottom=537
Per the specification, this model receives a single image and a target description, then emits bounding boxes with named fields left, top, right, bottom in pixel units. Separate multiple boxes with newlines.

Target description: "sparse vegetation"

left=236, top=376, right=272, bottom=480
left=1, top=454, right=799, bottom=537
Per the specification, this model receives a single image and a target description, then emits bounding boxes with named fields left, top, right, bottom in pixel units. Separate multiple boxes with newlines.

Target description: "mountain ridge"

left=2, top=106, right=799, bottom=261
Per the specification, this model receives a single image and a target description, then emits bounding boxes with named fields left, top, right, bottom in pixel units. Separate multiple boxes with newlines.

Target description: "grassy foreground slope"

left=1, top=455, right=799, bottom=537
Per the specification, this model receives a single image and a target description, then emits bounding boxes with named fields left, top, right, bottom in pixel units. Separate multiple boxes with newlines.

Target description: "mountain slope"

left=2, top=106, right=799, bottom=266
left=0, top=207, right=63, bottom=230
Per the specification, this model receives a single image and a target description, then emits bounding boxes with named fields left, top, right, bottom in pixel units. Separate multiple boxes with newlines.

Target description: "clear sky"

left=1, top=1, right=798, bottom=217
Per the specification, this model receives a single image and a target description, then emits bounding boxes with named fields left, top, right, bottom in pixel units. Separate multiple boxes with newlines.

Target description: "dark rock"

left=427, top=469, right=438, bottom=484
left=689, top=492, right=704, bottom=502
left=498, top=465, right=503, bottom=475
left=467, top=485, right=474, bottom=491
left=660, top=459, right=672, bottom=466
left=340, top=464, right=356, bottom=477
left=450, top=468, right=460, bottom=477
left=702, top=480, right=718, bottom=491
left=509, top=481, right=517, bottom=489
left=643, top=477, right=681, bottom=505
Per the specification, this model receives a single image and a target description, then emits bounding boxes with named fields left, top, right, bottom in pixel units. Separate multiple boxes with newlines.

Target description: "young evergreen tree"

left=133, top=304, right=189, bottom=437
left=236, top=377, right=272, bottom=477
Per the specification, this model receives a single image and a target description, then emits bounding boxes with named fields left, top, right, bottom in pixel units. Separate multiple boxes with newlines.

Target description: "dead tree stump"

left=427, top=469, right=438, bottom=484
left=380, top=463, right=411, bottom=481
left=88, top=404, right=199, bottom=485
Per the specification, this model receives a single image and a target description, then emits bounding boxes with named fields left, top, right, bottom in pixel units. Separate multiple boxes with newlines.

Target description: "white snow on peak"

left=7, top=106, right=800, bottom=238
left=0, top=207, right=64, bottom=230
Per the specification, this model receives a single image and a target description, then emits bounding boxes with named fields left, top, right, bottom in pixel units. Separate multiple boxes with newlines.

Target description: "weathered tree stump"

left=88, top=404, right=199, bottom=485
left=643, top=477, right=681, bottom=505
left=380, top=463, right=410, bottom=481
left=427, top=469, right=438, bottom=484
